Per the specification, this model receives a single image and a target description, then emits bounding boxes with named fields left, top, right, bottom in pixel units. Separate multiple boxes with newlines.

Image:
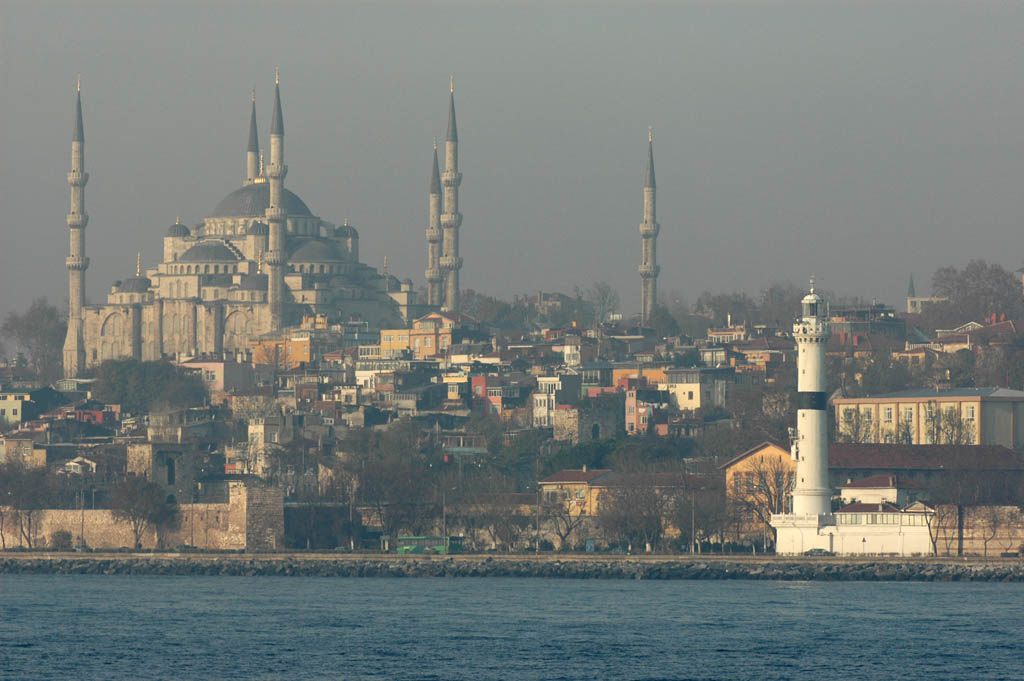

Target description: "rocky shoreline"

left=2, top=555, right=1023, bottom=581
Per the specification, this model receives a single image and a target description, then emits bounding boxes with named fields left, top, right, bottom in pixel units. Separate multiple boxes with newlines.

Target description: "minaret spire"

left=265, top=70, right=289, bottom=331
left=246, top=90, right=260, bottom=184
left=64, top=80, right=90, bottom=377
left=639, top=127, right=660, bottom=326
left=440, top=79, right=464, bottom=312
left=425, top=139, right=443, bottom=306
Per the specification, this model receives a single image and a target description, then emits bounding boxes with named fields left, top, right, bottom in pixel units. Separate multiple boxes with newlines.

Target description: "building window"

left=964, top=405, right=976, bottom=421
left=884, top=407, right=893, bottom=424
left=903, top=407, right=913, bottom=422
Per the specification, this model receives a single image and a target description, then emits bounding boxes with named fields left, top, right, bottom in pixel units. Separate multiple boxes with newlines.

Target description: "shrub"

left=50, top=530, right=73, bottom=551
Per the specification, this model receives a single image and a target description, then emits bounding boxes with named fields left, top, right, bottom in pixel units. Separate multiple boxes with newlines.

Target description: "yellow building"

left=538, top=468, right=613, bottom=516
left=719, top=442, right=796, bottom=537
left=833, top=388, right=1024, bottom=447
left=380, top=311, right=482, bottom=361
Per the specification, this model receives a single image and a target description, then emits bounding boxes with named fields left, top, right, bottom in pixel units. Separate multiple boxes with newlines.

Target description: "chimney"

left=582, top=464, right=587, bottom=472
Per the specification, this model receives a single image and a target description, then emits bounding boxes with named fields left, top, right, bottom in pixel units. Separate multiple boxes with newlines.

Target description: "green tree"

left=92, top=360, right=207, bottom=413
left=645, top=303, right=680, bottom=337
left=1, top=298, right=66, bottom=381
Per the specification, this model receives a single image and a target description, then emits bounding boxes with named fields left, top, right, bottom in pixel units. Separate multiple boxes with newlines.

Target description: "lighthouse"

left=771, top=282, right=835, bottom=553
left=791, top=284, right=832, bottom=515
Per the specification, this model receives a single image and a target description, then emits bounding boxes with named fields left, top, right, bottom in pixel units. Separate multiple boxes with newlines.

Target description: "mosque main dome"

left=211, top=183, right=312, bottom=218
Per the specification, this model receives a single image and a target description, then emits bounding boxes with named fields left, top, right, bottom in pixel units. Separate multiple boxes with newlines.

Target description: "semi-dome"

left=211, top=183, right=312, bottom=218
left=247, top=221, right=270, bottom=236
left=166, top=222, right=191, bottom=237
left=289, top=238, right=344, bottom=262
left=179, top=241, right=241, bottom=263
left=119, top=276, right=151, bottom=293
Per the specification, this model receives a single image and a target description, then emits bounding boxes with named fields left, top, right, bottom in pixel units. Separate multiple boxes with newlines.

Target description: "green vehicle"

left=395, top=535, right=464, bottom=555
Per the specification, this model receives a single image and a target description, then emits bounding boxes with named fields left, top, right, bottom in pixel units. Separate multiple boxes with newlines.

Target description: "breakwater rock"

left=2, top=555, right=1024, bottom=581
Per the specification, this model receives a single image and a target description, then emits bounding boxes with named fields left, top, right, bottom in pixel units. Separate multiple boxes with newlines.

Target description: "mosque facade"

left=63, top=76, right=461, bottom=377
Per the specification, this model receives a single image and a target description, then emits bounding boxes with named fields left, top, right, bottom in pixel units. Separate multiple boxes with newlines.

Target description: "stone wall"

left=0, top=481, right=283, bottom=552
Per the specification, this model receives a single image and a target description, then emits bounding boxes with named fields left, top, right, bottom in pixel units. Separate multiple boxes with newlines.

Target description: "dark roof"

left=179, top=241, right=241, bottom=263
left=539, top=468, right=612, bottom=484
left=644, top=139, right=655, bottom=189
left=270, top=82, right=283, bottom=136
left=841, top=474, right=929, bottom=490
left=211, top=183, right=312, bottom=218
left=248, top=98, right=259, bottom=152
left=593, top=471, right=704, bottom=488
left=247, top=221, right=269, bottom=236
left=73, top=90, right=84, bottom=142
left=829, top=444, right=1024, bottom=472
left=167, top=222, right=191, bottom=237
left=288, top=238, right=344, bottom=262
left=118, top=276, right=151, bottom=293
left=430, top=145, right=441, bottom=194
left=447, top=90, right=458, bottom=142
left=237, top=274, right=267, bottom=291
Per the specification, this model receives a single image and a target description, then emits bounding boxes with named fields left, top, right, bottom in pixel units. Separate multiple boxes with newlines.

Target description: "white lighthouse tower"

left=772, top=282, right=835, bottom=553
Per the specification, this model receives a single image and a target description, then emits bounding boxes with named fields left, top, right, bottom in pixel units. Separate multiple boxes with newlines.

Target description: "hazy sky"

left=3, top=0, right=1024, bottom=325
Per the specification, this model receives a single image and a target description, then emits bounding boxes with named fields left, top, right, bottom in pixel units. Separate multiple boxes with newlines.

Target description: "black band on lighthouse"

left=797, top=391, right=827, bottom=410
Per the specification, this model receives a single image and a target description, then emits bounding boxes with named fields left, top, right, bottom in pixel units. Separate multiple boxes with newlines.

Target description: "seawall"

left=2, top=554, right=1023, bottom=581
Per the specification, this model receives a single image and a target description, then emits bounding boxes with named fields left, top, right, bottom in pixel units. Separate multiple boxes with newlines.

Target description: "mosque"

left=62, top=74, right=464, bottom=377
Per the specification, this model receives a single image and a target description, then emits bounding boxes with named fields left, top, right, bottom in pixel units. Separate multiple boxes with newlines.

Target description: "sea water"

left=0, top=575, right=1020, bottom=680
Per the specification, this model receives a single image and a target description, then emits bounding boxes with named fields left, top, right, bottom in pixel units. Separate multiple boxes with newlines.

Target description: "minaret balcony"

left=442, top=171, right=462, bottom=186
left=440, top=256, right=463, bottom=270
left=265, top=163, right=288, bottom=180
left=425, top=268, right=443, bottom=282
left=425, top=228, right=442, bottom=242
left=263, top=249, right=287, bottom=266
left=67, top=170, right=89, bottom=186
left=639, top=221, right=660, bottom=237
left=66, top=212, right=89, bottom=229
left=66, top=256, right=89, bottom=271
left=440, top=214, right=463, bottom=229
left=638, top=264, right=660, bottom=278
left=264, top=207, right=287, bottom=221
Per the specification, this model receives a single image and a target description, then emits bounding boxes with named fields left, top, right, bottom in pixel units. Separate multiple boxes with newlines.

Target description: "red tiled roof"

left=592, top=471, right=708, bottom=488
left=840, top=474, right=929, bottom=489
left=539, top=469, right=612, bottom=484
left=829, top=444, right=1024, bottom=471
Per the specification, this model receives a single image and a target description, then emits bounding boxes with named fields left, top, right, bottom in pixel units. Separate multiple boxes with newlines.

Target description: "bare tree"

left=596, top=480, right=672, bottom=552
left=0, top=298, right=66, bottom=381
left=586, top=281, right=620, bottom=325
left=837, top=408, right=873, bottom=443
left=109, top=476, right=179, bottom=549
left=542, top=499, right=588, bottom=550
left=728, top=455, right=794, bottom=547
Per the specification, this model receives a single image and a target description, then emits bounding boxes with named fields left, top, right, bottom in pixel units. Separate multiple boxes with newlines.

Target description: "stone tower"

left=440, top=78, right=463, bottom=313
left=425, top=138, right=443, bottom=306
left=638, top=127, right=660, bottom=325
left=63, top=78, right=89, bottom=378
left=264, top=71, right=288, bottom=331
left=246, top=90, right=260, bottom=185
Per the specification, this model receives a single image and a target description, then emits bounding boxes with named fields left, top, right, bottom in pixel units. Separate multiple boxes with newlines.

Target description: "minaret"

left=246, top=89, right=260, bottom=185
left=425, top=138, right=443, bottom=306
left=440, top=77, right=463, bottom=313
left=790, top=282, right=832, bottom=516
left=63, top=77, right=89, bottom=377
left=264, top=70, right=288, bottom=331
left=638, top=126, right=660, bottom=326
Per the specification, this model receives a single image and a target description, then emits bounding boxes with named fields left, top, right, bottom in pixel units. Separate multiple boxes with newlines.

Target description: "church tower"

left=246, top=89, right=260, bottom=185
left=425, top=138, right=443, bottom=306
left=440, top=78, right=463, bottom=313
left=264, top=71, right=288, bottom=331
left=63, top=78, right=89, bottom=378
left=639, top=127, right=660, bottom=326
